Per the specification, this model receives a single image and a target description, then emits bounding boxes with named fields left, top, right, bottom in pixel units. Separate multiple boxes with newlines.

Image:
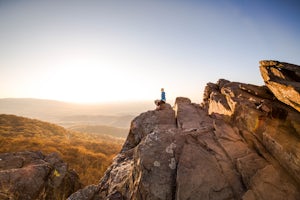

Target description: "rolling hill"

left=0, top=98, right=152, bottom=122
left=0, top=114, right=124, bottom=186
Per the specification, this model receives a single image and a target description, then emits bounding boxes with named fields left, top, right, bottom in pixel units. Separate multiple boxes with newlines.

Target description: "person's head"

left=161, top=88, right=164, bottom=92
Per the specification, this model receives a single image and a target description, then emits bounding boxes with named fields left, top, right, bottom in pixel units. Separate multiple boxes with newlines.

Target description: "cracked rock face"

left=0, top=151, right=81, bottom=200
left=69, top=61, right=300, bottom=200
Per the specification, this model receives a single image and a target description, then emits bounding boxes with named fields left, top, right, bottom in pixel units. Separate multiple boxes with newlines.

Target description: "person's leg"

left=155, top=100, right=160, bottom=110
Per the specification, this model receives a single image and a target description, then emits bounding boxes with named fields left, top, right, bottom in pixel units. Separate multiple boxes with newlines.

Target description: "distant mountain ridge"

left=0, top=98, right=153, bottom=116
left=0, top=98, right=74, bottom=121
left=0, top=98, right=153, bottom=130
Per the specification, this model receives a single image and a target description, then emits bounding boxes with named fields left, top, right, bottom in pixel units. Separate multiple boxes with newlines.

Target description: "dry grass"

left=0, top=114, right=124, bottom=186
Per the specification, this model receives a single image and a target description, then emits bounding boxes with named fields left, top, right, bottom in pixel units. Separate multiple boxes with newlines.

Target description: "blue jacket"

left=161, top=91, right=166, bottom=102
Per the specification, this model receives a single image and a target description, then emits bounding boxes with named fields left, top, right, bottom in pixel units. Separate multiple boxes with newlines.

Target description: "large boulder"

left=69, top=105, right=178, bottom=199
left=0, top=151, right=81, bottom=200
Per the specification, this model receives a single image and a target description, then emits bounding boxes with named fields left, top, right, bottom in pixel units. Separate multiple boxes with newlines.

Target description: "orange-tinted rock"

left=260, top=60, right=300, bottom=112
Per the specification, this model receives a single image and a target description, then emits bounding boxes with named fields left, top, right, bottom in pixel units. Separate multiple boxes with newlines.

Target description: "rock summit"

left=70, top=60, right=299, bottom=199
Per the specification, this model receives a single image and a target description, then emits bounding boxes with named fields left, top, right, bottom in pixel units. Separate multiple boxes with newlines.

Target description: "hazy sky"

left=1, top=0, right=299, bottom=103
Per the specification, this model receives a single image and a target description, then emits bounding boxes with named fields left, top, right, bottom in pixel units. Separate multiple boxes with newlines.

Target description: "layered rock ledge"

left=69, top=61, right=300, bottom=200
left=260, top=60, right=300, bottom=112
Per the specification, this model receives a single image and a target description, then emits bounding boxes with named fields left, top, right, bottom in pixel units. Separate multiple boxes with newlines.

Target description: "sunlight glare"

left=41, top=60, right=153, bottom=103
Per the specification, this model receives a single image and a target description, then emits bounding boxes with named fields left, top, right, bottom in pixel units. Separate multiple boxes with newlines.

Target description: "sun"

left=39, top=63, right=155, bottom=103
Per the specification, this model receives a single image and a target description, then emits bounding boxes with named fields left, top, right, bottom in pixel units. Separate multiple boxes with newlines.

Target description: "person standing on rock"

left=155, top=88, right=166, bottom=110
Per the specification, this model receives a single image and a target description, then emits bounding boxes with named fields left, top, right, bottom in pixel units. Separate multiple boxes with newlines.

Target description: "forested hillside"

left=0, top=114, right=124, bottom=186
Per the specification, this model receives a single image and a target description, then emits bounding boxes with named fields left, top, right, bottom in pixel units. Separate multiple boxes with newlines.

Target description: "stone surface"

left=69, top=60, right=300, bottom=200
left=260, top=60, right=300, bottom=112
left=0, top=151, right=81, bottom=200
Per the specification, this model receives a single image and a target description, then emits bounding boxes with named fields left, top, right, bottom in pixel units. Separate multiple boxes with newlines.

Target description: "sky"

left=0, top=0, right=300, bottom=104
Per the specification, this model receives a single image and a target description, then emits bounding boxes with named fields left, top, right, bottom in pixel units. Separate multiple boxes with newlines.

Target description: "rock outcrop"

left=259, top=60, right=300, bottom=112
left=69, top=60, right=300, bottom=200
left=0, top=151, right=81, bottom=200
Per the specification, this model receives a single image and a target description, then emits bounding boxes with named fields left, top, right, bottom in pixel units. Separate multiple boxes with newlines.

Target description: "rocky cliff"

left=0, top=151, right=81, bottom=200
left=68, top=60, right=300, bottom=200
